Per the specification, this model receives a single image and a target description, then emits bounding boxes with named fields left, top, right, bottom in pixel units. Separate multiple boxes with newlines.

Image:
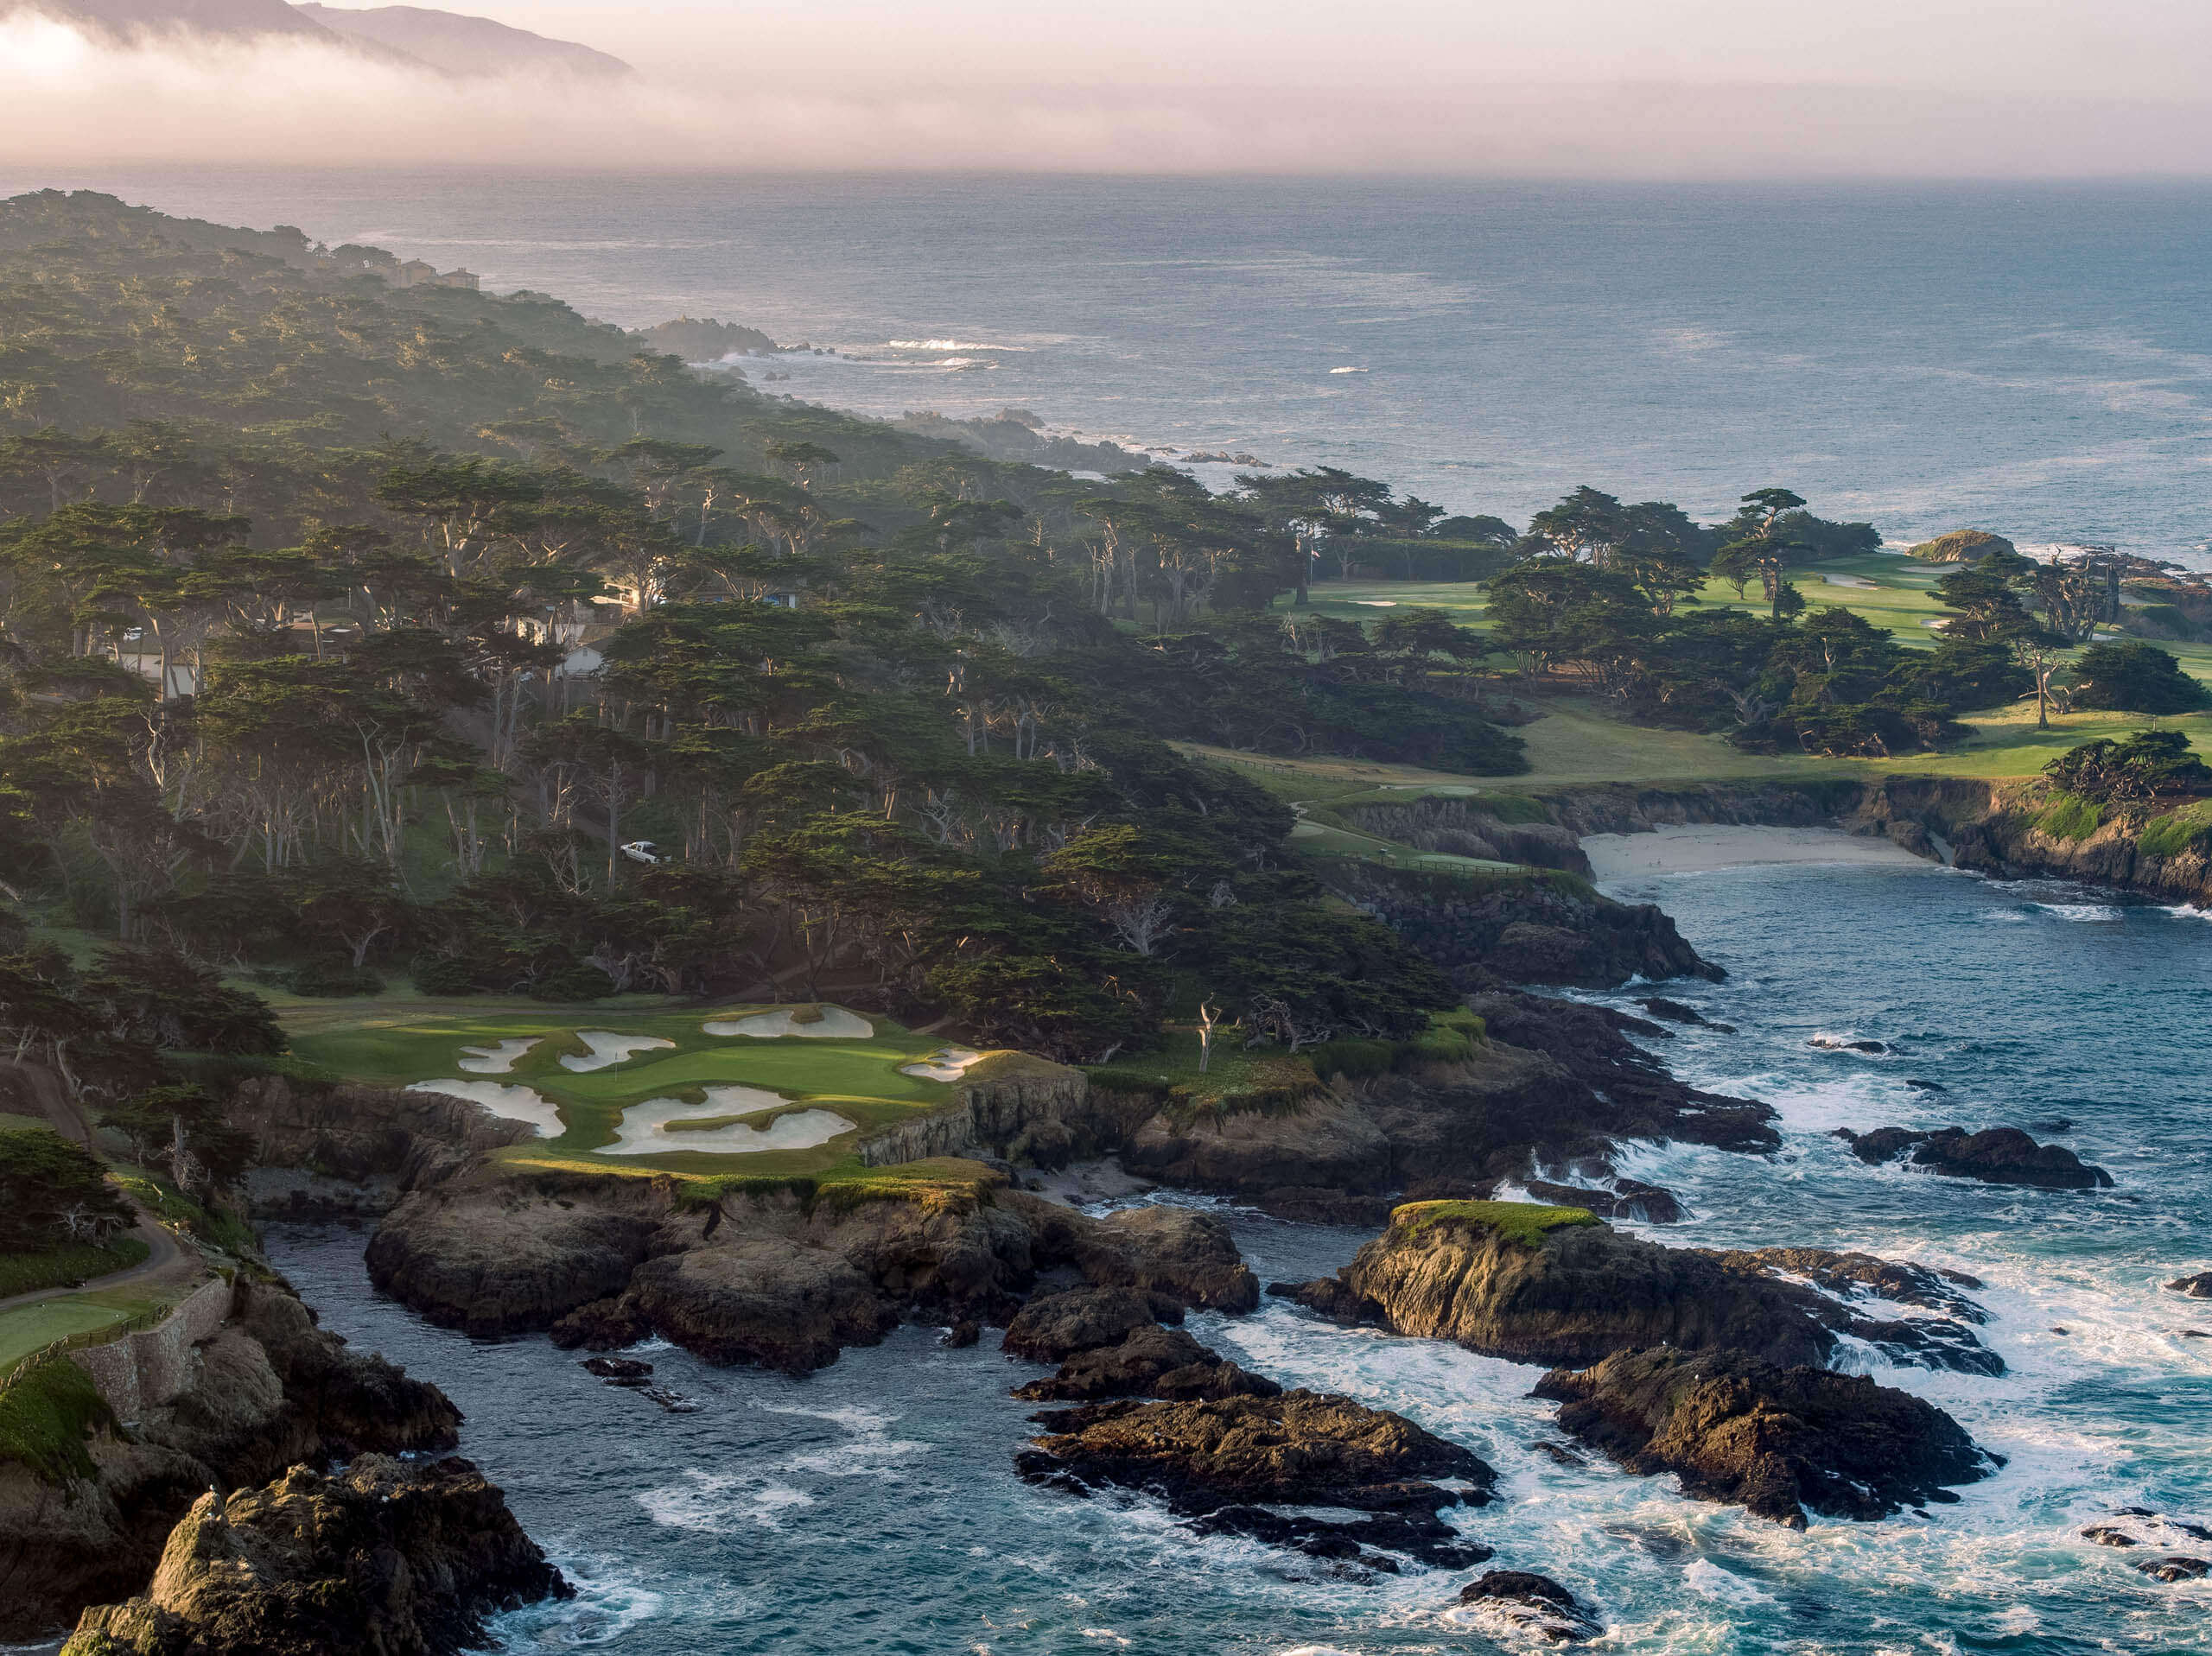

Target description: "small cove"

left=274, top=853, right=2212, bottom=1653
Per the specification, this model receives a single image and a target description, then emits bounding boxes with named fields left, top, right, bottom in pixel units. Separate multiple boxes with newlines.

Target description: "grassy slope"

left=0, top=1285, right=171, bottom=1375
left=1300, top=560, right=2212, bottom=786
left=284, top=1002, right=984, bottom=1183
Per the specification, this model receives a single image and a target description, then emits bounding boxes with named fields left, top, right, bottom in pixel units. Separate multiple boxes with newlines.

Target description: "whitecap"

left=456, top=1037, right=537, bottom=1075
left=702, top=1006, right=874, bottom=1039
left=560, top=1031, right=676, bottom=1072
left=2032, top=903, right=2121, bottom=922
left=405, top=1079, right=563, bottom=1137
left=1328, top=365, right=1369, bottom=374
left=2163, top=904, right=2212, bottom=922
left=1681, top=1558, right=1777, bottom=1604
left=884, top=338, right=1032, bottom=352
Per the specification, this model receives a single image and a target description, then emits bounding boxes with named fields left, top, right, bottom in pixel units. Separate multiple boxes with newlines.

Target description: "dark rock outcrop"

left=1457, top=1570, right=1603, bottom=1643
left=1011, top=1324, right=1280, bottom=1403
left=0, top=1278, right=460, bottom=1645
left=1119, top=992, right=1777, bottom=1213
left=2139, top=1556, right=2210, bottom=1583
left=1534, top=1348, right=1996, bottom=1528
left=1278, top=1204, right=2000, bottom=1375
left=1638, top=997, right=1732, bottom=1031
left=371, top=1170, right=1258, bottom=1375
left=62, top=1456, right=566, bottom=1655
left=1837, top=1126, right=2113, bottom=1190
left=1001, top=1286, right=1185, bottom=1364
left=1017, top=1390, right=1494, bottom=1569
left=1524, top=1177, right=1683, bottom=1224
left=2167, top=1271, right=2212, bottom=1298
left=1320, top=859, right=1719, bottom=990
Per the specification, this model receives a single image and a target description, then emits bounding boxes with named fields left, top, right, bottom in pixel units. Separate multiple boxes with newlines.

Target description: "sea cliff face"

left=0, top=1279, right=461, bottom=1643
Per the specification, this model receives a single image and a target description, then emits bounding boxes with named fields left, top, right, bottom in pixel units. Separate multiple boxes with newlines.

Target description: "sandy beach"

left=1580, top=823, right=1936, bottom=879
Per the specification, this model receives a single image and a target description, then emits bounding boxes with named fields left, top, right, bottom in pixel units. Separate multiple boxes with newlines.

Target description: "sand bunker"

left=456, top=1037, right=538, bottom=1075
left=406, top=1079, right=564, bottom=1138
left=561, top=1031, right=677, bottom=1072
left=604, top=1085, right=855, bottom=1155
left=702, top=1006, right=874, bottom=1039
left=899, top=1046, right=986, bottom=1082
left=1821, top=573, right=1877, bottom=588
left=1581, top=824, right=1936, bottom=880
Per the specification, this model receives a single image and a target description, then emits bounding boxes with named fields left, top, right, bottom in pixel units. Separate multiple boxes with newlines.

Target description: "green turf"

left=0, top=1113, right=50, bottom=1135
left=0, top=1238, right=149, bottom=1299
left=0, top=1298, right=139, bottom=1375
left=285, top=1002, right=988, bottom=1178
left=1391, top=1198, right=1603, bottom=1246
left=0, top=1355, right=113, bottom=1482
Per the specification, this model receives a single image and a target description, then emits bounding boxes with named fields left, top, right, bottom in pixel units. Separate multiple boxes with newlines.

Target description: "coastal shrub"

left=1391, top=1198, right=1602, bottom=1247
left=289, top=959, right=385, bottom=998
left=528, top=961, right=614, bottom=1002
left=2069, top=641, right=2212, bottom=714
left=0, top=1128, right=134, bottom=1250
left=0, top=1236, right=149, bottom=1298
left=1081, top=1068, right=1173, bottom=1099
left=2138, top=803, right=2212, bottom=860
left=0, top=1357, right=113, bottom=1483
left=2034, top=793, right=2103, bottom=841
left=2044, top=729, right=2212, bottom=805
left=410, top=954, right=481, bottom=996
left=1303, top=1036, right=1396, bottom=1080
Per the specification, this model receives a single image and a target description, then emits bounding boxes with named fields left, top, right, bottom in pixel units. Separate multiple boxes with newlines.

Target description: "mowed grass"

left=0, top=1284, right=169, bottom=1375
left=284, top=1003, right=979, bottom=1180
left=1274, top=567, right=2212, bottom=788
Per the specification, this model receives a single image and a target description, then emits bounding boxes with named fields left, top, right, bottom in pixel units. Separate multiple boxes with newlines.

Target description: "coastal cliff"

left=0, top=1278, right=461, bottom=1643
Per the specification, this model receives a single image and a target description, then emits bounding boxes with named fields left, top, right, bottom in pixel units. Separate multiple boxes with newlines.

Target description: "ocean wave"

left=2163, top=903, right=2212, bottom=922
left=491, top=1557, right=673, bottom=1647
left=883, top=338, right=1033, bottom=352
left=2032, top=903, right=2123, bottom=922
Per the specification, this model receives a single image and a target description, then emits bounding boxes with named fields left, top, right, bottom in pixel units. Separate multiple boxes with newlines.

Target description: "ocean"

left=262, top=853, right=2212, bottom=1656
left=11, top=171, right=2212, bottom=563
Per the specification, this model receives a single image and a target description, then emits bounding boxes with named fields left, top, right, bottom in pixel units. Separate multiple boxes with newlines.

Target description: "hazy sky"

left=6, top=0, right=2212, bottom=174
left=488, top=0, right=2212, bottom=99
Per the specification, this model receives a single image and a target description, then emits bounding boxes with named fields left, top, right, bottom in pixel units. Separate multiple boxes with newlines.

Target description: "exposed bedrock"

left=1016, top=1390, right=1496, bottom=1570
left=2170, top=1271, right=2212, bottom=1298
left=1457, top=1570, right=1603, bottom=1644
left=367, top=1167, right=1256, bottom=1374
left=1836, top=1125, right=2114, bottom=1190
left=1533, top=1347, right=1997, bottom=1529
left=229, top=1074, right=537, bottom=1219
left=0, top=1280, right=460, bottom=1645
left=61, top=1456, right=567, bottom=1656
left=1276, top=1203, right=2000, bottom=1375
left=1317, top=858, right=1719, bottom=991
left=1010, top=1323, right=1281, bottom=1403
left=1121, top=991, right=1777, bottom=1215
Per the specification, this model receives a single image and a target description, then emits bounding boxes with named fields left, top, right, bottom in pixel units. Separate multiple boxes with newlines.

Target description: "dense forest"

left=1, top=190, right=2201, bottom=1078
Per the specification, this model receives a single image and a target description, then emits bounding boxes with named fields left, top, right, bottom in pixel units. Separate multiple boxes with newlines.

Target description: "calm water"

left=260, top=853, right=2212, bottom=1655
left=10, top=171, right=2212, bottom=562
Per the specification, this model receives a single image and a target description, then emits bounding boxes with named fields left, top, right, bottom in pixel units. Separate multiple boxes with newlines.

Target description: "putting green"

left=285, top=1003, right=1004, bottom=1177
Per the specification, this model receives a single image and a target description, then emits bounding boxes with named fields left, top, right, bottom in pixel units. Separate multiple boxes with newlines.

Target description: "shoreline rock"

left=1277, top=1202, right=2000, bottom=1375
left=1534, top=1347, right=1997, bottom=1528
left=1016, top=1389, right=1495, bottom=1570
left=61, top=1456, right=567, bottom=1655
left=1837, top=1126, right=2113, bottom=1190
left=1457, top=1570, right=1603, bottom=1643
left=0, top=1278, right=461, bottom=1644
left=1010, top=1323, right=1281, bottom=1403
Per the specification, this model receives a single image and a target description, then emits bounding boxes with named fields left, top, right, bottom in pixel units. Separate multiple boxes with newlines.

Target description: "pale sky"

left=477, top=0, right=2212, bottom=100
left=6, top=0, right=2212, bottom=173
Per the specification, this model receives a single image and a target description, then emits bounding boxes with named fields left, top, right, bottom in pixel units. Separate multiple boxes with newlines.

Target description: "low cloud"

left=6, top=16, right=2212, bottom=175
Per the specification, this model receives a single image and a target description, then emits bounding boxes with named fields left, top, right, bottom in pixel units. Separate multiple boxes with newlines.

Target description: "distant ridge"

left=293, top=3, right=630, bottom=76
left=5, top=0, right=630, bottom=76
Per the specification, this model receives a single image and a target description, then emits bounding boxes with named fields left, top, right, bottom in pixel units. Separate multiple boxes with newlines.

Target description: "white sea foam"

left=560, top=1031, right=676, bottom=1071
left=884, top=339, right=1032, bottom=352
left=2032, top=903, right=2122, bottom=922
left=702, top=1006, right=874, bottom=1038
left=456, top=1037, right=538, bottom=1074
left=2163, top=903, right=2212, bottom=922
left=404, top=1079, right=563, bottom=1137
